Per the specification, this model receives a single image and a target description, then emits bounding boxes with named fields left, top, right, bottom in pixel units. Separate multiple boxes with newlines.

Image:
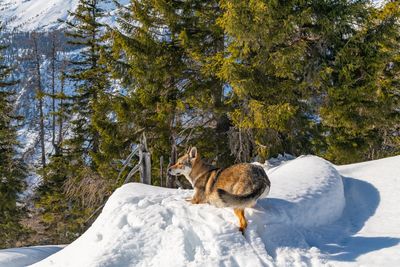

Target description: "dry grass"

left=63, top=167, right=112, bottom=208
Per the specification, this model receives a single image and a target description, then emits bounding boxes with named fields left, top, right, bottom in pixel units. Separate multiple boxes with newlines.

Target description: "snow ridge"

left=30, top=155, right=345, bottom=267
left=2, top=155, right=399, bottom=267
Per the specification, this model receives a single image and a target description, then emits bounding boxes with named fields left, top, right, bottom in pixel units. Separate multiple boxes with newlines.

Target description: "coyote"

left=168, top=147, right=270, bottom=233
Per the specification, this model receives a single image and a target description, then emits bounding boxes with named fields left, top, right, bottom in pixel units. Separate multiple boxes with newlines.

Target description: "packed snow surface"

left=331, top=157, right=400, bottom=266
left=2, top=155, right=399, bottom=266
left=265, top=156, right=345, bottom=227
left=0, top=246, right=64, bottom=267
left=30, top=155, right=346, bottom=266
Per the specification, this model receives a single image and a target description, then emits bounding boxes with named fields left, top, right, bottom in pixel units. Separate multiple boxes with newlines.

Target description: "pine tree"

left=0, top=27, right=28, bottom=248
left=217, top=0, right=373, bottom=162
left=217, top=0, right=316, bottom=161
left=36, top=154, right=88, bottom=243
left=49, top=32, right=59, bottom=154
left=61, top=0, right=111, bottom=201
left=98, top=0, right=233, bottom=188
left=320, top=1, right=400, bottom=163
left=163, top=0, right=232, bottom=166
left=36, top=0, right=111, bottom=242
left=102, top=0, right=187, bottom=186
left=31, top=32, right=47, bottom=169
left=64, top=0, right=109, bottom=167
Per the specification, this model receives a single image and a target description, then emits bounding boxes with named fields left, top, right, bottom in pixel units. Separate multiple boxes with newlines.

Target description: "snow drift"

left=2, top=155, right=399, bottom=266
left=30, top=155, right=345, bottom=267
left=0, top=246, right=64, bottom=267
left=264, top=155, right=345, bottom=227
left=331, top=157, right=400, bottom=266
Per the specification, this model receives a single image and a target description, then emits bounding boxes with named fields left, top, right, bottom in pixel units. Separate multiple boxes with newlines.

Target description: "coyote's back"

left=208, top=163, right=270, bottom=208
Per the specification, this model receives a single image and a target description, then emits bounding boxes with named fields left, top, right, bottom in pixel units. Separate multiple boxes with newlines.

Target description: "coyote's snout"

left=168, top=147, right=271, bottom=233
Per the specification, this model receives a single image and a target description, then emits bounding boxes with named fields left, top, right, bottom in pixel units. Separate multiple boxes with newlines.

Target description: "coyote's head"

left=167, top=147, right=198, bottom=180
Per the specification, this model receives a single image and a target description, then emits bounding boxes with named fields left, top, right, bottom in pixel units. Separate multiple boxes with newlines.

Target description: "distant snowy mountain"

left=0, top=0, right=129, bottom=32
left=1, top=154, right=392, bottom=267
left=0, top=0, right=129, bottom=199
left=0, top=0, right=79, bottom=31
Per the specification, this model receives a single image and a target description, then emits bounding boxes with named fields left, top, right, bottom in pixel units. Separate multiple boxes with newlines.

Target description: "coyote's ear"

left=186, top=146, right=192, bottom=154
left=189, top=147, right=197, bottom=159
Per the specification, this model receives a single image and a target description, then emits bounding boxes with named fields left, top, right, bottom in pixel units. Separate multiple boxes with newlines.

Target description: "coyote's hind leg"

left=234, top=208, right=247, bottom=234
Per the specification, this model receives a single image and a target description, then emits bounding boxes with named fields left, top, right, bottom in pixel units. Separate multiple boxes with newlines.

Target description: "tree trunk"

left=140, top=151, right=151, bottom=185
left=56, top=71, right=65, bottom=156
left=32, top=33, right=46, bottom=169
left=51, top=33, right=57, bottom=152
left=159, top=156, right=164, bottom=187
left=167, top=143, right=177, bottom=188
left=139, top=133, right=151, bottom=185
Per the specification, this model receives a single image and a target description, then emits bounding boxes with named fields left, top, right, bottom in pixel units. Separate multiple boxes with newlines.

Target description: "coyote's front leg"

left=185, top=188, right=206, bottom=204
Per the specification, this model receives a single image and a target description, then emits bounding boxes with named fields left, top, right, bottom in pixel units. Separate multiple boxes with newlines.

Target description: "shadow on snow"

left=253, top=177, right=400, bottom=261
left=320, top=177, right=400, bottom=261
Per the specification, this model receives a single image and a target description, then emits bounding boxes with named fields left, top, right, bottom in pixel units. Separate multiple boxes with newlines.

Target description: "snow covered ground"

left=1, top=154, right=399, bottom=266
left=330, top=158, right=400, bottom=266
left=0, top=246, right=64, bottom=267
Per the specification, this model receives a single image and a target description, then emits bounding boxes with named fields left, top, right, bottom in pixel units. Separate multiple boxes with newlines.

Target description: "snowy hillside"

left=0, top=0, right=131, bottom=201
left=0, top=0, right=79, bottom=31
left=0, top=0, right=129, bottom=31
left=0, top=154, right=393, bottom=267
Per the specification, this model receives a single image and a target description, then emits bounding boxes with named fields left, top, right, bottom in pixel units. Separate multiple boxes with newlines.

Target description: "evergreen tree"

left=36, top=154, right=87, bottom=243
left=103, top=0, right=188, bottom=186
left=320, top=1, right=400, bottom=163
left=36, top=0, right=111, bottom=242
left=165, top=0, right=233, bottom=166
left=98, top=0, right=233, bottom=188
left=217, top=0, right=372, bottom=162
left=218, top=0, right=313, bottom=161
left=0, top=27, right=27, bottom=248
left=64, top=0, right=109, bottom=168
left=31, top=32, right=47, bottom=170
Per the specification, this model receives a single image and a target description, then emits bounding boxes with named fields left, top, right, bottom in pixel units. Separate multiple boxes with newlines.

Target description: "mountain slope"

left=0, top=0, right=129, bottom=31
left=0, top=0, right=79, bottom=31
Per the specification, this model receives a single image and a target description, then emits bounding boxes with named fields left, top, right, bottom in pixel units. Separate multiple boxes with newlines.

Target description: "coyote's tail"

left=217, top=174, right=269, bottom=208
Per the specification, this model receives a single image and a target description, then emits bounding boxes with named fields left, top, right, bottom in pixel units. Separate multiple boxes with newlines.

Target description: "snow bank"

left=266, top=155, right=345, bottom=227
left=6, top=155, right=399, bottom=266
left=0, top=246, right=64, bottom=267
left=32, top=155, right=345, bottom=267
left=31, top=184, right=270, bottom=267
left=332, top=156, right=400, bottom=266
left=337, top=156, right=400, bottom=237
